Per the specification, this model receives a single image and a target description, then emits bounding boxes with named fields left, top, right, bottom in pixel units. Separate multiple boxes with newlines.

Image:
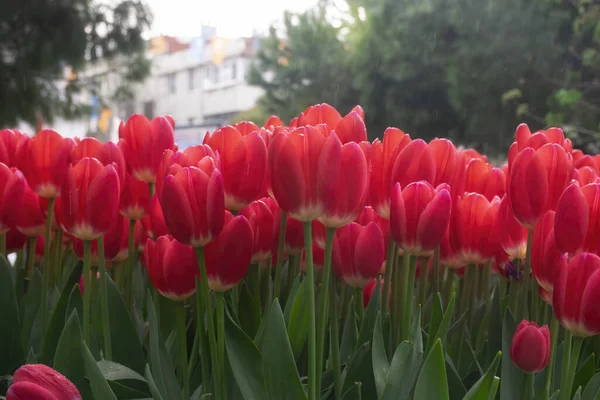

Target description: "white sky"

left=146, top=0, right=319, bottom=38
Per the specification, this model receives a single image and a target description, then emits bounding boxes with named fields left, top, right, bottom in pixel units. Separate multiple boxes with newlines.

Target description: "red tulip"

left=508, top=124, right=572, bottom=172
left=574, top=166, right=599, bottom=185
left=497, top=195, right=528, bottom=261
left=144, top=235, right=199, bottom=300
left=118, top=114, right=176, bottom=183
left=464, top=159, right=505, bottom=201
left=269, top=125, right=327, bottom=221
left=451, top=192, right=501, bottom=264
left=233, top=121, right=260, bottom=136
left=16, top=129, right=74, bottom=198
left=318, top=133, right=369, bottom=227
left=553, top=252, right=600, bottom=337
left=429, top=138, right=459, bottom=188
left=240, top=199, right=276, bottom=263
left=0, top=129, right=25, bottom=167
left=205, top=126, right=267, bottom=210
left=297, top=103, right=342, bottom=128
left=390, top=181, right=451, bottom=255
left=160, top=166, right=225, bottom=247
left=7, top=364, right=81, bottom=400
left=391, top=139, right=436, bottom=190
left=356, top=206, right=391, bottom=252
left=149, top=195, right=169, bottom=239
left=73, top=216, right=139, bottom=263
left=351, top=105, right=365, bottom=120
left=263, top=115, right=284, bottom=129
left=263, top=197, right=305, bottom=255
left=204, top=211, right=254, bottom=291
left=332, top=222, right=385, bottom=288
left=554, top=182, right=600, bottom=255
left=6, top=228, right=27, bottom=253
left=16, top=184, right=47, bottom=237
left=440, top=225, right=464, bottom=269
left=363, top=279, right=390, bottom=308
left=120, top=173, right=151, bottom=220
left=0, top=163, right=26, bottom=234
left=531, top=211, right=565, bottom=293
left=156, top=145, right=217, bottom=195
left=510, top=320, right=551, bottom=373
left=509, top=143, right=573, bottom=229
left=78, top=270, right=100, bottom=296
left=301, top=242, right=325, bottom=272
left=462, top=148, right=488, bottom=163
left=71, top=137, right=126, bottom=185
left=312, top=219, right=327, bottom=249
left=369, top=128, right=412, bottom=219
left=335, top=111, right=367, bottom=144
left=59, top=158, right=121, bottom=241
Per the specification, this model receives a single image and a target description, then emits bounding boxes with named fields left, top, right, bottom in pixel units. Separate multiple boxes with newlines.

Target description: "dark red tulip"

left=59, top=158, right=121, bottom=241
left=6, top=228, right=27, bottom=253
left=120, top=173, right=151, bottom=220
left=240, top=199, right=276, bottom=263
left=510, top=320, right=551, bottom=373
left=497, top=195, right=528, bottom=261
left=160, top=166, right=225, bottom=247
left=7, top=363, right=81, bottom=400
left=464, top=158, right=505, bottom=201
left=118, top=114, right=176, bottom=183
left=73, top=216, right=139, bottom=264
left=531, top=211, right=565, bottom=294
left=508, top=124, right=572, bottom=173
left=156, top=145, right=217, bottom=195
left=0, top=163, right=26, bottom=234
left=16, top=184, right=47, bottom=237
left=301, top=242, right=325, bottom=272
left=149, top=195, right=169, bottom=239
left=363, top=279, right=390, bottom=308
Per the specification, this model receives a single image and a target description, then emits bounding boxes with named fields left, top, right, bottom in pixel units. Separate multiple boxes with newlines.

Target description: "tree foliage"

left=0, top=0, right=152, bottom=127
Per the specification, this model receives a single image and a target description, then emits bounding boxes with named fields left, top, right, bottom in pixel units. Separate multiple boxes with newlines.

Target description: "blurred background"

left=2, top=0, right=600, bottom=155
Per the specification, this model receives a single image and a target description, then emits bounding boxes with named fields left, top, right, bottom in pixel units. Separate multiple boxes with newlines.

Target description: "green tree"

left=0, top=0, right=152, bottom=128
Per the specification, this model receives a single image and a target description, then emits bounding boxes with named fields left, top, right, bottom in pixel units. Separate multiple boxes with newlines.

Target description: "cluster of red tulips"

left=2, top=102, right=600, bottom=400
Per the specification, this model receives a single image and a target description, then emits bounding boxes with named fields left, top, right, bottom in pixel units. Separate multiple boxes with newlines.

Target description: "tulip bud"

left=0, top=163, right=26, bottom=234
left=7, top=363, right=81, bottom=400
left=510, top=320, right=551, bottom=373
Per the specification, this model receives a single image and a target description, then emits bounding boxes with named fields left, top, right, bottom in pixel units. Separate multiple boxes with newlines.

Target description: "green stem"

left=543, top=316, right=559, bottom=399
left=126, top=219, right=137, bottom=313
left=559, top=330, right=573, bottom=400
left=531, top=278, right=540, bottom=323
left=479, top=263, right=491, bottom=302
left=215, top=292, right=226, bottom=399
left=302, top=221, right=317, bottom=400
left=82, top=240, right=92, bottom=344
left=315, top=227, right=335, bottom=394
left=273, top=211, right=287, bottom=299
left=249, top=264, right=261, bottom=306
left=148, top=182, right=155, bottom=197
left=176, top=301, right=190, bottom=399
left=328, top=274, right=342, bottom=400
left=355, top=287, right=364, bottom=325
left=25, top=236, right=36, bottom=282
left=522, top=373, right=535, bottom=400
left=52, top=229, right=64, bottom=285
left=381, top=237, right=396, bottom=315
left=402, top=255, right=418, bottom=341
left=432, top=246, right=440, bottom=296
left=195, top=247, right=220, bottom=400
left=187, top=320, right=199, bottom=378
left=393, top=252, right=407, bottom=348
left=40, top=197, right=55, bottom=331
left=417, top=257, right=429, bottom=308
left=97, top=236, right=113, bottom=360
left=443, top=267, right=454, bottom=308
left=566, top=336, right=583, bottom=400
left=509, top=276, right=520, bottom=317
left=0, top=232, right=6, bottom=258
left=194, top=290, right=210, bottom=395
left=518, top=230, right=534, bottom=322
left=285, top=254, right=298, bottom=300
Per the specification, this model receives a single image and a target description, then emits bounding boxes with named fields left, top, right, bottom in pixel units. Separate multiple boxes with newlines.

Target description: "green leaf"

left=573, top=386, right=582, bottom=400
left=97, top=360, right=148, bottom=382
left=554, top=89, right=582, bottom=107
left=573, top=354, right=595, bottom=398
left=446, top=356, right=467, bottom=400
left=238, top=283, right=262, bottom=339
left=40, top=283, right=78, bottom=364
left=259, top=299, right=305, bottom=400
left=145, top=364, right=165, bottom=400
left=426, top=294, right=444, bottom=353
left=582, top=371, right=600, bottom=400
left=0, top=254, right=24, bottom=375
left=414, top=339, right=449, bottom=400
left=225, top=312, right=268, bottom=400
left=82, top=342, right=118, bottom=400
left=544, top=112, right=564, bottom=127
left=463, top=351, right=502, bottom=400
left=427, top=293, right=456, bottom=358
left=501, top=88, right=522, bottom=103
left=357, top=278, right=381, bottom=349
left=20, top=269, right=41, bottom=351
left=283, top=275, right=301, bottom=323
left=341, top=382, right=362, bottom=400
left=287, top=278, right=311, bottom=360
left=147, top=293, right=182, bottom=400
left=340, top=297, right=358, bottom=364
left=489, top=377, right=500, bottom=400
left=372, top=313, right=390, bottom=399
left=52, top=310, right=93, bottom=399
left=500, top=310, right=523, bottom=400
left=380, top=341, right=413, bottom=400
left=486, top=289, right=503, bottom=369
left=516, top=103, right=530, bottom=118
left=342, top=341, right=374, bottom=396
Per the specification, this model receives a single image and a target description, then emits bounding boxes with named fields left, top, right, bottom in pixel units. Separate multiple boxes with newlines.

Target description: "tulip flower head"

left=0, top=163, right=25, bottom=234
left=510, top=320, right=550, bottom=373
left=7, top=363, right=81, bottom=400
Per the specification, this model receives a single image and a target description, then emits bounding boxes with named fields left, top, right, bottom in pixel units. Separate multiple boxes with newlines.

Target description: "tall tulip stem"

left=355, top=287, right=364, bottom=324
left=176, top=301, right=190, bottom=399
left=194, top=287, right=210, bottom=395
left=25, top=236, right=36, bottom=282
left=522, top=373, right=535, bottom=400
left=381, top=238, right=396, bottom=316
left=273, top=211, right=288, bottom=299
left=432, top=246, right=441, bottom=295
left=443, top=267, right=454, bottom=307
left=315, top=227, right=335, bottom=394
left=559, top=330, right=573, bottom=400
left=518, top=230, right=534, bottom=321
left=393, top=252, right=408, bottom=348
left=40, top=196, right=55, bottom=331
left=0, top=232, right=6, bottom=257
left=97, top=236, right=113, bottom=360
left=329, top=274, right=342, bottom=400
left=215, top=292, right=226, bottom=399
left=417, top=257, right=429, bottom=308
left=82, top=240, right=92, bottom=344
left=194, top=247, right=221, bottom=400
left=302, top=221, right=317, bottom=400
left=125, top=219, right=137, bottom=312
left=543, top=316, right=559, bottom=399
left=402, top=254, right=418, bottom=341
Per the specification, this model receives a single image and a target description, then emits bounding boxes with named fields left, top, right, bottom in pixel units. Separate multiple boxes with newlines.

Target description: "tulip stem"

left=40, top=196, right=55, bottom=331
left=148, top=182, right=155, bottom=197
left=195, top=247, right=221, bottom=400
left=443, top=267, right=454, bottom=308
left=194, top=289, right=210, bottom=395
left=215, top=292, right=226, bottom=399
left=381, top=237, right=396, bottom=316
left=82, top=240, right=92, bottom=345
left=417, top=257, right=429, bottom=309
left=187, top=319, right=199, bottom=376
left=522, top=373, right=535, bottom=400
left=176, top=301, right=190, bottom=399
left=302, top=221, right=318, bottom=400
left=0, top=232, right=6, bottom=258
left=518, top=230, right=534, bottom=322
left=432, top=246, right=440, bottom=296
left=402, top=254, right=418, bottom=341
left=97, top=236, right=113, bottom=361
left=52, top=229, right=64, bottom=285
left=25, top=236, right=36, bottom=284
left=125, top=219, right=137, bottom=313
left=329, top=273, right=342, bottom=400
left=315, top=227, right=335, bottom=394
left=355, top=287, right=364, bottom=325
left=559, top=330, right=573, bottom=400
left=273, top=211, right=288, bottom=300
left=285, top=254, right=299, bottom=301
left=393, top=252, right=406, bottom=348
left=543, top=316, right=559, bottom=399
left=531, top=278, right=540, bottom=323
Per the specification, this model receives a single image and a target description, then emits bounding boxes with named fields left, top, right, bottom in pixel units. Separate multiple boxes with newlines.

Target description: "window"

left=167, top=73, right=177, bottom=94
left=123, top=103, right=135, bottom=119
left=143, top=101, right=155, bottom=119
left=231, top=61, right=237, bottom=80
left=188, top=69, right=196, bottom=91
left=207, top=65, right=219, bottom=84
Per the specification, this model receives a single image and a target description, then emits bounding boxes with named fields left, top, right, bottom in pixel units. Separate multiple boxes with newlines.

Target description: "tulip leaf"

left=283, top=274, right=302, bottom=321
left=341, top=382, right=362, bottom=400
left=258, top=299, right=306, bottom=400
left=486, top=288, right=503, bottom=369
left=414, top=339, right=450, bottom=400
left=0, top=254, right=24, bottom=376
left=19, top=269, right=41, bottom=351
left=372, top=313, right=390, bottom=399
left=97, top=360, right=148, bottom=382
left=489, top=376, right=500, bottom=400
left=40, top=281, right=77, bottom=364
left=82, top=342, right=119, bottom=400
left=238, top=283, right=262, bottom=339
left=463, top=351, right=502, bottom=400
left=340, top=296, right=358, bottom=364
left=425, top=293, right=444, bottom=353
left=445, top=355, right=467, bottom=400
left=53, top=309, right=93, bottom=399
left=287, top=278, right=311, bottom=360
left=573, top=386, right=583, bottom=400
left=573, top=354, right=595, bottom=399
left=582, top=371, right=600, bottom=400
left=225, top=312, right=268, bottom=400
left=97, top=360, right=151, bottom=399
left=357, top=278, right=381, bottom=349
left=380, top=341, right=413, bottom=400
left=500, top=310, right=524, bottom=400
left=426, top=293, right=456, bottom=358
left=341, top=341, right=375, bottom=397
left=145, top=364, right=165, bottom=400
